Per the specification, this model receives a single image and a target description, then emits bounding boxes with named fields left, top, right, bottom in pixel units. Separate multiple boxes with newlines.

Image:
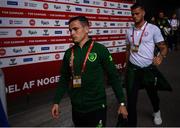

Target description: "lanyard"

left=71, top=41, right=94, bottom=75
left=132, top=22, right=148, bottom=46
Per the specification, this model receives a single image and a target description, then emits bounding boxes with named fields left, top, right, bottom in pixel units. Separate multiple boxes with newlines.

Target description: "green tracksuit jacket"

left=54, top=39, right=125, bottom=113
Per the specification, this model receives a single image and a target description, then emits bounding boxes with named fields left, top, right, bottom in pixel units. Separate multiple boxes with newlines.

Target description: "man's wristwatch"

left=120, top=102, right=125, bottom=106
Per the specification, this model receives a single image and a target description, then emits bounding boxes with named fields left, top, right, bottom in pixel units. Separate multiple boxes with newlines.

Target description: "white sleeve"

left=153, top=25, right=164, bottom=44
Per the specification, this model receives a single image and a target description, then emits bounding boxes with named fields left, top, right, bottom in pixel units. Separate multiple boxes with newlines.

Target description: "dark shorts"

left=72, top=106, right=107, bottom=127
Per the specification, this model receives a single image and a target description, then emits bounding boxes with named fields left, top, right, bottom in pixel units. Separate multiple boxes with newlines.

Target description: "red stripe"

left=0, top=7, right=132, bottom=21
left=0, top=35, right=126, bottom=47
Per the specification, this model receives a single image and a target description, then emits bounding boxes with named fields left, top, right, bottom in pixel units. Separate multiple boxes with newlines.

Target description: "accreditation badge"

left=131, top=45, right=139, bottom=52
left=73, top=76, right=81, bottom=88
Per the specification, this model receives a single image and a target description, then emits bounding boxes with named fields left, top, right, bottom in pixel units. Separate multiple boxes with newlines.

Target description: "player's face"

left=69, top=20, right=89, bottom=43
left=131, top=7, right=145, bottom=24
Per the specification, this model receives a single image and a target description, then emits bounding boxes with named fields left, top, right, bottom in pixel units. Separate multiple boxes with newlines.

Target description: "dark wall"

left=135, top=0, right=180, bottom=20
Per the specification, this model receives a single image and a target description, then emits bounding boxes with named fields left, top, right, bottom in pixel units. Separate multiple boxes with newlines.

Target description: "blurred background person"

left=156, top=10, right=172, bottom=51
left=150, top=16, right=156, bottom=25
left=168, top=12, right=179, bottom=51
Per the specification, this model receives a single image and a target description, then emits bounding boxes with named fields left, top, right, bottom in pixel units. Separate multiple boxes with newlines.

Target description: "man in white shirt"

left=169, top=13, right=179, bottom=50
left=125, top=3, right=170, bottom=126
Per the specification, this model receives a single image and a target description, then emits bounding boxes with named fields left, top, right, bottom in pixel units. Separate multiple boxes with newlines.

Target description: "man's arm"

left=153, top=41, right=168, bottom=66
left=100, top=45, right=128, bottom=118
left=51, top=50, right=71, bottom=119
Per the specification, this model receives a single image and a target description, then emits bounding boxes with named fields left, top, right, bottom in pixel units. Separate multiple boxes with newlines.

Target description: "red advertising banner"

left=0, top=0, right=133, bottom=100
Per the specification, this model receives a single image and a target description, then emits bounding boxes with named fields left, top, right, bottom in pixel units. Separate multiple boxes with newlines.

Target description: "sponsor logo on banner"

left=29, top=30, right=37, bottom=35
left=110, top=23, right=115, bottom=26
left=16, top=30, right=22, bottom=36
left=75, top=7, right=82, bottom=12
left=103, top=30, right=108, bottom=34
left=29, top=47, right=35, bottom=53
left=24, top=2, right=38, bottom=7
left=123, top=5, right=128, bottom=8
left=43, top=30, right=49, bottom=36
left=103, top=9, right=108, bottom=14
left=124, top=11, right=131, bottom=15
left=54, top=5, right=62, bottom=9
left=126, top=22, right=129, bottom=27
left=41, top=20, right=49, bottom=25
left=7, top=1, right=18, bottom=6
left=39, top=55, right=50, bottom=61
left=93, top=1, right=101, bottom=5
left=41, top=46, right=50, bottom=51
left=29, top=19, right=36, bottom=26
left=43, top=3, right=49, bottom=9
left=110, top=3, right=115, bottom=7
left=104, top=2, right=107, bottom=6
left=13, top=48, right=22, bottom=53
left=65, top=21, right=68, bottom=25
left=24, top=2, right=28, bottom=6
left=9, top=20, right=13, bottom=24
left=0, top=31, right=8, bottom=36
left=95, top=22, right=100, bottom=26
left=120, top=29, right=123, bottom=33
left=55, top=46, right=65, bottom=50
left=116, top=47, right=120, bottom=52
left=74, top=0, right=80, bottom=3
left=54, top=31, right=62, bottom=35
left=86, top=8, right=93, bottom=13
left=23, top=57, right=33, bottom=62
left=122, top=47, right=126, bottom=51
left=66, top=5, right=71, bottom=11
left=9, top=19, right=23, bottom=25
left=117, top=3, right=121, bottom=9
left=96, top=30, right=100, bottom=35
left=97, top=8, right=100, bottom=13
left=66, top=30, right=70, bottom=34
left=111, top=10, right=115, bottom=15
left=0, top=48, right=6, bottom=56
left=9, top=58, right=17, bottom=65
left=83, top=0, right=90, bottom=4
left=103, top=22, right=107, bottom=27
left=54, top=20, right=60, bottom=26
left=117, top=23, right=124, bottom=27
left=117, top=11, right=122, bottom=15
left=117, top=41, right=123, bottom=45
left=55, top=54, right=60, bottom=59
left=111, top=30, right=118, bottom=33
